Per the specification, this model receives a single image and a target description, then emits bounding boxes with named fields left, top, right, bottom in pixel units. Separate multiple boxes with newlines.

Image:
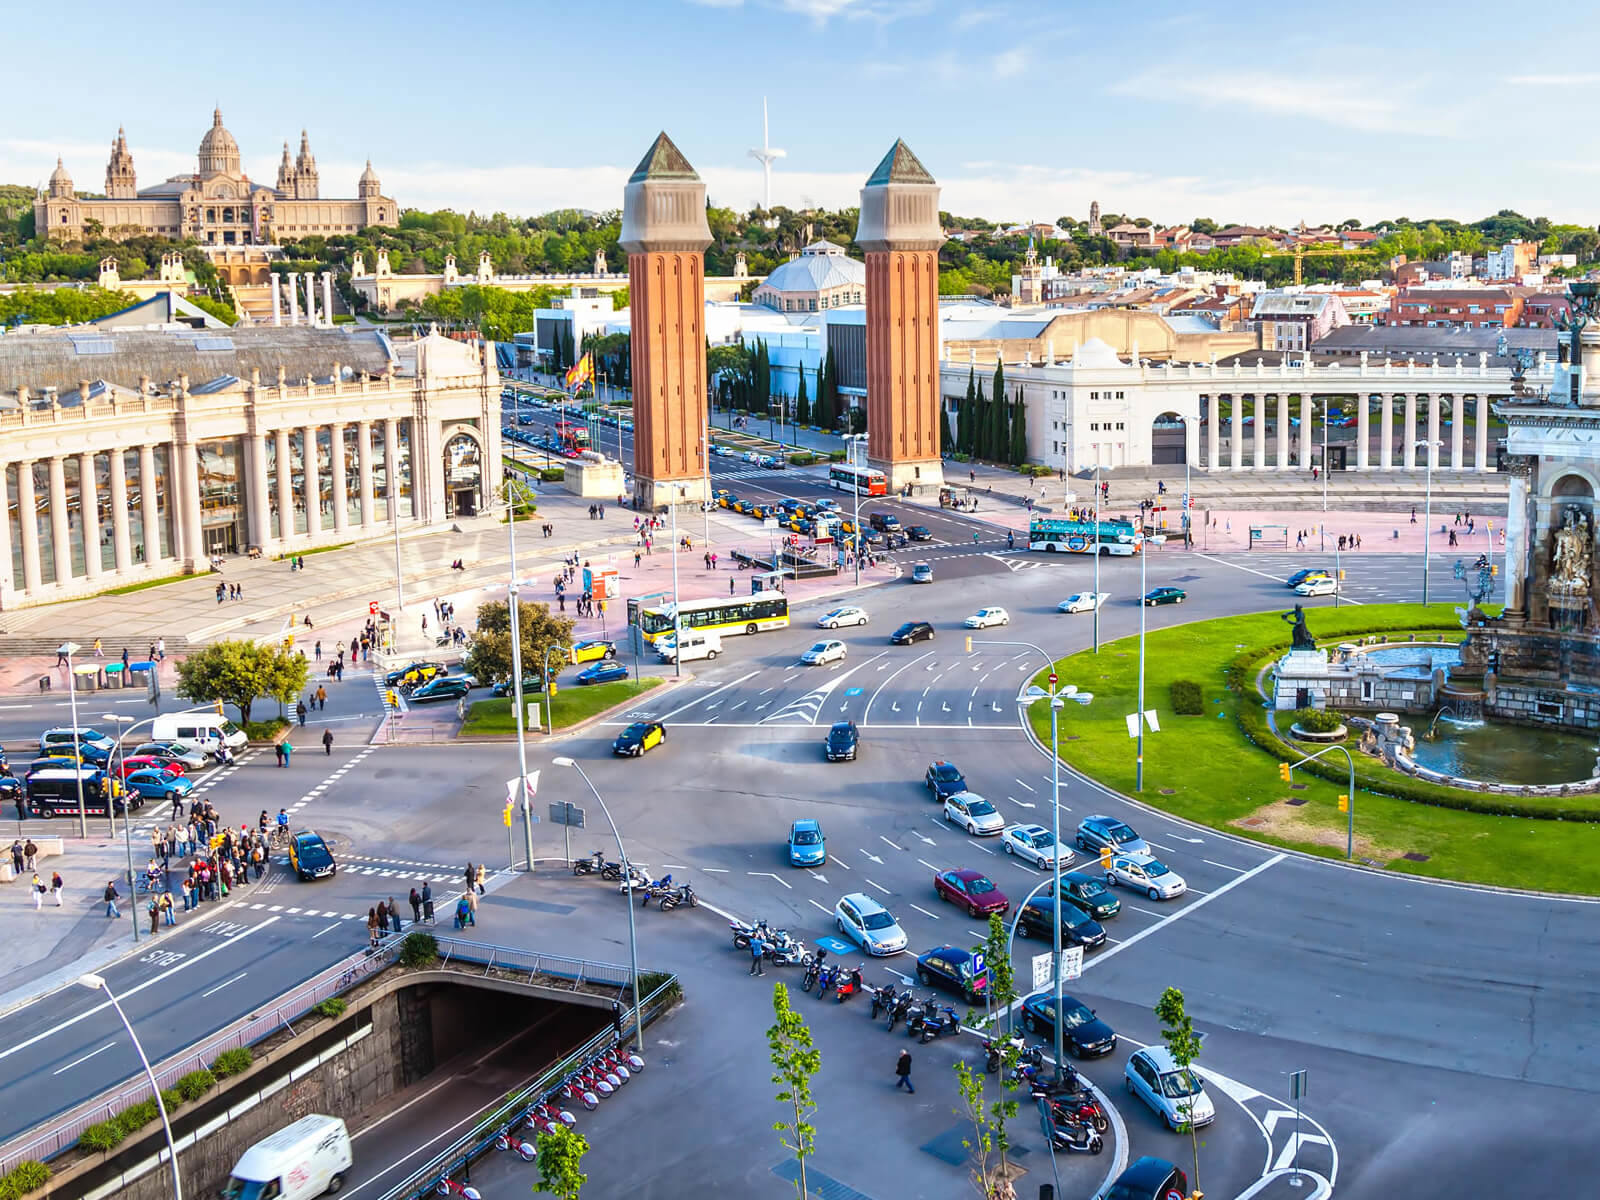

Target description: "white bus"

left=638, top=595, right=790, bottom=645
left=828, top=464, right=888, bottom=497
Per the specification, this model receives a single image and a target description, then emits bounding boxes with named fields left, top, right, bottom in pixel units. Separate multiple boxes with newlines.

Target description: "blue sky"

left=9, top=0, right=1600, bottom=227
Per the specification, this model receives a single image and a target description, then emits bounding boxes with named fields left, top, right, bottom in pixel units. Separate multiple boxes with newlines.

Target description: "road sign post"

left=1289, top=1068, right=1308, bottom=1186
left=548, top=801, right=585, bottom=869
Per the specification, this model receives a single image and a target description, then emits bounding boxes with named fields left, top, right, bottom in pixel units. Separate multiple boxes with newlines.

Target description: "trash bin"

left=104, top=663, right=126, bottom=689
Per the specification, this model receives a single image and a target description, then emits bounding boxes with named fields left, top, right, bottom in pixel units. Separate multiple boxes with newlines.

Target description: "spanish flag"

left=564, top=353, right=594, bottom=390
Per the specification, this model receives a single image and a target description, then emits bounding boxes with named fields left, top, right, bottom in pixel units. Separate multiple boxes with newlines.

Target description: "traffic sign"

left=1048, top=673, right=1058, bottom=685
left=369, top=601, right=379, bottom=615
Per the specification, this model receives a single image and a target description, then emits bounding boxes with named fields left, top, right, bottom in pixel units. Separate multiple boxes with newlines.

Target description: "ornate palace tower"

left=855, top=139, right=946, bottom=491
left=621, top=132, right=713, bottom=510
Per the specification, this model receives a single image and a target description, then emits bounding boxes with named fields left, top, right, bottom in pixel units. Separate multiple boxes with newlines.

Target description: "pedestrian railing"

left=377, top=971, right=680, bottom=1200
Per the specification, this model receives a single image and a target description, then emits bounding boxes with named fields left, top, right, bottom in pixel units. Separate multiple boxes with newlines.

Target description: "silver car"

left=834, top=892, right=907, bottom=956
left=1125, top=1046, right=1216, bottom=1131
left=1105, top=852, right=1187, bottom=900
left=1002, top=823, right=1071, bottom=868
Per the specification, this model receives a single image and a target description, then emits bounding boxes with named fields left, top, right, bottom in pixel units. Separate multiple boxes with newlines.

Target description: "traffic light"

left=965, top=636, right=973, bottom=654
left=1338, top=795, right=1349, bottom=813
left=1278, top=762, right=1292, bottom=782
left=502, top=801, right=514, bottom=828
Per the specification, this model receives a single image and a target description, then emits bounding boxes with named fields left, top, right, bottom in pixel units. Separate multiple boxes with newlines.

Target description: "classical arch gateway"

left=441, top=427, right=484, bottom=517
left=1151, top=410, right=1188, bottom=465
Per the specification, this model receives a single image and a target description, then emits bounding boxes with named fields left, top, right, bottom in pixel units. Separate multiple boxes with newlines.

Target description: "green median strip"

left=459, top=677, right=661, bottom=735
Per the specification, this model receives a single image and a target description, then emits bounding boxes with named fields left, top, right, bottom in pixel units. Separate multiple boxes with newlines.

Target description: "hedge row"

left=1228, top=632, right=1600, bottom=822
left=0, top=1162, right=50, bottom=1200
left=210, top=1048, right=253, bottom=1078
left=787, top=452, right=818, bottom=466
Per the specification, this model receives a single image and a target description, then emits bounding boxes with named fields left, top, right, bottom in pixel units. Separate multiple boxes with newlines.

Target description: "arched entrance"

left=442, top=430, right=484, bottom=517
left=1151, top=411, right=1187, bottom=465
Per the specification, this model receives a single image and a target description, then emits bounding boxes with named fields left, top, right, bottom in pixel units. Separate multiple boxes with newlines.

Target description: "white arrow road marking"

left=909, top=904, right=941, bottom=920
left=942, top=702, right=951, bottom=712
left=859, top=849, right=883, bottom=865
left=892, top=702, right=901, bottom=712
left=1007, top=796, right=1037, bottom=809
left=810, top=873, right=828, bottom=884
left=829, top=855, right=852, bottom=870
left=880, top=835, right=904, bottom=851
left=1273, top=1133, right=1332, bottom=1172
left=748, top=871, right=792, bottom=890
left=915, top=833, right=936, bottom=845
left=917, top=858, right=940, bottom=872
left=884, top=966, right=915, bottom=984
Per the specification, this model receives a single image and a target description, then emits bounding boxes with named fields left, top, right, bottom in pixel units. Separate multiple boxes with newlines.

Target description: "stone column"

left=1229, top=398, right=1243, bottom=470
left=1356, top=395, right=1370, bottom=470
left=179, top=442, right=204, bottom=568
left=329, top=422, right=348, bottom=533
left=1379, top=394, right=1393, bottom=470
left=1205, top=396, right=1219, bottom=469
left=249, top=434, right=271, bottom=548
left=304, top=272, right=317, bottom=327
left=1252, top=395, right=1267, bottom=469
left=287, top=273, right=300, bottom=326
left=1449, top=395, right=1465, bottom=469
left=1427, top=395, right=1441, bottom=469
left=1475, top=395, right=1491, bottom=471
left=16, top=461, right=41, bottom=593
left=322, top=272, right=334, bottom=327
left=1503, top=460, right=1531, bottom=619
left=139, top=445, right=159, bottom=563
left=0, top=465, right=10, bottom=605
left=1298, top=395, right=1313, bottom=468
left=271, top=275, right=282, bottom=326
left=79, top=452, right=101, bottom=579
left=275, top=428, right=293, bottom=542
left=303, top=425, right=322, bottom=536
left=357, top=420, right=375, bottom=528
left=384, top=417, right=400, bottom=519
left=48, top=456, right=72, bottom=585
left=1182, top=415, right=1199, bottom=472
left=1403, top=395, right=1417, bottom=469
left=1276, top=394, right=1291, bottom=468
left=108, top=451, right=132, bottom=571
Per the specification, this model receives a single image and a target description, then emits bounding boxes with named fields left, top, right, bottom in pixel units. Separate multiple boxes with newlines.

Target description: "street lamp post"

left=499, top=493, right=537, bottom=873
left=551, top=758, right=644, bottom=1054
left=1321, top=398, right=1330, bottom=554
left=1092, top=458, right=1102, bottom=653
left=78, top=973, right=182, bottom=1200
left=541, top=643, right=574, bottom=737
left=1416, top=438, right=1441, bottom=606
left=1136, top=538, right=1148, bottom=791
left=669, top=490, right=683, bottom=679
left=844, top=434, right=868, bottom=586
left=103, top=712, right=165, bottom=946
left=57, top=642, right=89, bottom=838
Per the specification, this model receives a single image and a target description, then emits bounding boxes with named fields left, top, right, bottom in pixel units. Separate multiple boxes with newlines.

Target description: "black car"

left=1284, top=569, right=1330, bottom=590
left=1106, top=1157, right=1187, bottom=1200
left=890, top=621, right=935, bottom=645
left=1057, top=871, right=1121, bottom=920
left=906, top=525, right=933, bottom=541
left=0, top=775, right=21, bottom=810
left=924, top=760, right=967, bottom=800
left=408, top=676, right=470, bottom=703
left=289, top=830, right=338, bottom=881
left=868, top=512, right=902, bottom=532
left=915, top=946, right=988, bottom=1003
left=1020, top=992, right=1117, bottom=1058
left=825, top=721, right=859, bottom=762
left=1017, top=896, right=1107, bottom=949
left=612, top=721, right=665, bottom=757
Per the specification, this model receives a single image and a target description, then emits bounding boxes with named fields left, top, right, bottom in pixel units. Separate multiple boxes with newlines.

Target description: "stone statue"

left=1550, top=508, right=1593, bottom=593
left=1281, top=603, right=1317, bottom=651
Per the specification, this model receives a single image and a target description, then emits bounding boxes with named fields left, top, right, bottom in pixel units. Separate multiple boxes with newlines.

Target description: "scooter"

left=658, top=881, right=696, bottom=911
left=832, top=964, right=864, bottom=1003
left=640, top=874, right=674, bottom=907
left=983, top=1033, right=1028, bottom=1074
left=764, top=933, right=808, bottom=967
left=815, top=962, right=837, bottom=999
left=730, top=918, right=768, bottom=950
left=616, top=865, right=650, bottom=895
left=574, top=849, right=620, bottom=878
left=886, top=990, right=916, bottom=1032
left=869, top=983, right=899, bottom=1020
left=802, top=949, right=828, bottom=994
left=1040, top=1102, right=1104, bottom=1155
left=908, top=1003, right=961, bottom=1043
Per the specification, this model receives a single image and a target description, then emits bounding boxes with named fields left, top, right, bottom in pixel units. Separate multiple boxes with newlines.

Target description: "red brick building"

left=1385, top=287, right=1523, bottom=328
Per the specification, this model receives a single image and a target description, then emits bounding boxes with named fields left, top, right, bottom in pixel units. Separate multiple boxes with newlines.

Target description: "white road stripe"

left=200, top=971, right=248, bottom=998
left=52, top=1042, right=116, bottom=1075
left=909, top=904, right=941, bottom=920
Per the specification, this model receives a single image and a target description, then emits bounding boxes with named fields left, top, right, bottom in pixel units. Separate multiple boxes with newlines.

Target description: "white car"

left=744, top=451, right=762, bottom=464
left=1104, top=852, right=1187, bottom=900
left=1002, top=823, right=1071, bottom=868
left=817, top=606, right=869, bottom=629
left=1125, top=1046, right=1216, bottom=1131
left=800, top=639, right=847, bottom=666
left=1058, top=592, right=1110, bottom=614
left=964, top=606, right=1010, bottom=629
left=944, top=791, right=1006, bottom=836
left=1295, top=577, right=1340, bottom=597
left=834, top=892, right=908, bottom=956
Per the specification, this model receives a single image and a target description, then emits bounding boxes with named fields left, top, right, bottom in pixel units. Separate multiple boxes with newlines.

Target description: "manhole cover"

left=1403, top=851, right=1430, bottom=862
left=1289, top=783, right=1306, bottom=790
left=1284, top=797, right=1307, bottom=806
left=1240, top=817, right=1266, bottom=828
left=1065, top=734, right=1081, bottom=741
left=1160, top=788, right=1176, bottom=795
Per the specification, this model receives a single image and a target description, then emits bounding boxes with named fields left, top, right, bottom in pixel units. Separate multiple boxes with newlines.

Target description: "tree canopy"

left=461, top=598, right=576, bottom=690
left=174, top=639, right=309, bottom=727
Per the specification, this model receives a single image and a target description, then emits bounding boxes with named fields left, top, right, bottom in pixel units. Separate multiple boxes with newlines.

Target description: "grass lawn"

left=98, top=573, right=192, bottom=597
left=1031, top=604, right=1600, bottom=894
left=459, top=677, right=661, bottom=735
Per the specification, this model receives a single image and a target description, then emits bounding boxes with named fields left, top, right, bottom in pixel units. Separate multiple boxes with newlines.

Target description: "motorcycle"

left=639, top=873, right=674, bottom=907
left=815, top=962, right=837, bottom=999
left=616, top=865, right=650, bottom=895
left=1039, top=1101, right=1104, bottom=1155
left=886, top=990, right=916, bottom=1032
left=574, top=849, right=621, bottom=878
left=658, top=881, right=696, bottom=911
left=908, top=1003, right=961, bottom=1043
left=730, top=918, right=767, bottom=950
left=983, top=1033, right=1028, bottom=1074
left=764, top=932, right=808, bottom=967
left=832, top=964, right=864, bottom=1003
left=869, top=983, right=899, bottom=1020
left=802, top=949, right=828, bottom=994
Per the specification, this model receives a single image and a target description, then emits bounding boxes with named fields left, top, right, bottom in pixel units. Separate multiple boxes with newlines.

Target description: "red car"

left=113, top=755, right=185, bottom=779
left=933, top=869, right=1010, bottom=918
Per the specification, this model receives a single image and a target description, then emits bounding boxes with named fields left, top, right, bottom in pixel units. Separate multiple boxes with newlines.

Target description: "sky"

left=8, top=0, right=1600, bottom=229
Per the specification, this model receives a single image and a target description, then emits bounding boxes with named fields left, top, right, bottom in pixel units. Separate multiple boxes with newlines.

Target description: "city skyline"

left=6, top=0, right=1600, bottom=227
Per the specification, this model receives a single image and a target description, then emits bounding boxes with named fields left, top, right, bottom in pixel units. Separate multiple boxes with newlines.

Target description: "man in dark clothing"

left=895, top=1049, right=914, bottom=1093
left=322, top=729, right=334, bottom=755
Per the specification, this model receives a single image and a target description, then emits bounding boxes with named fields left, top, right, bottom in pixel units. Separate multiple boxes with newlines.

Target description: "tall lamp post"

left=1416, top=438, right=1441, bottom=606
left=1180, top=414, right=1197, bottom=550
left=78, top=973, right=182, bottom=1200
left=969, top=638, right=1069, bottom=1085
left=102, top=712, right=165, bottom=946
left=496, top=491, right=537, bottom=873
left=844, top=433, right=868, bottom=586
left=550, top=757, right=644, bottom=1054
left=1092, top=457, right=1102, bottom=653
left=1135, top=535, right=1150, bottom=792
left=57, top=642, right=89, bottom=838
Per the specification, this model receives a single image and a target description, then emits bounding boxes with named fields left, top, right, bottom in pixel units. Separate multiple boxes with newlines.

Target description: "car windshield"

left=1061, top=906, right=1092, bottom=928
left=1072, top=879, right=1109, bottom=900
left=894, top=623, right=915, bottom=636
left=968, top=799, right=997, bottom=816
left=793, top=829, right=820, bottom=845
left=1145, top=860, right=1171, bottom=877
left=1060, top=1003, right=1094, bottom=1029
left=1108, top=823, right=1138, bottom=843
left=1160, top=1069, right=1204, bottom=1098
left=808, top=643, right=829, bottom=654
left=623, top=723, right=648, bottom=738
left=932, top=764, right=962, bottom=781
left=1026, top=831, right=1053, bottom=847
left=863, top=911, right=897, bottom=931
left=967, top=877, right=996, bottom=895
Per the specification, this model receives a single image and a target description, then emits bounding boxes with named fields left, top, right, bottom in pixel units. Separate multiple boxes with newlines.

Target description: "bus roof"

left=1029, top=516, right=1137, bottom=531
left=643, top=594, right=788, bottom=615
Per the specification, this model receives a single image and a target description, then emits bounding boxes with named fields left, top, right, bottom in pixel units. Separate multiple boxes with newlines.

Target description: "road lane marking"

left=910, top=904, right=941, bottom=920
left=1204, top=859, right=1248, bottom=872
left=702, top=867, right=729, bottom=873
left=1014, top=778, right=1036, bottom=792
left=658, top=670, right=759, bottom=721
left=748, top=871, right=792, bottom=890
left=201, top=971, right=248, bottom=998
left=828, top=855, right=852, bottom=870
left=917, top=858, right=940, bottom=873
left=808, top=899, right=831, bottom=914
left=879, top=835, right=904, bottom=852
left=52, top=1042, right=116, bottom=1075
left=312, top=922, right=342, bottom=938
left=864, top=879, right=890, bottom=895
left=0, top=916, right=282, bottom=1063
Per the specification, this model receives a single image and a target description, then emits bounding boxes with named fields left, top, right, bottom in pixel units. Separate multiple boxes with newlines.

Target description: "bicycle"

left=271, top=826, right=291, bottom=850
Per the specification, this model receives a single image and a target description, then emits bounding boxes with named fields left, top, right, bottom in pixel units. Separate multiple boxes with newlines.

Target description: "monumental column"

left=856, top=139, right=945, bottom=491
left=621, top=132, right=713, bottom=510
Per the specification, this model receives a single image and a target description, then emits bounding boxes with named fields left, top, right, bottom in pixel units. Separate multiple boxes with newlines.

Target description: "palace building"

left=34, top=109, right=397, bottom=245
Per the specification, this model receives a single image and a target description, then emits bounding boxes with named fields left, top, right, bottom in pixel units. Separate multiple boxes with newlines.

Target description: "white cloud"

left=1112, top=70, right=1421, bottom=134
left=1503, top=73, right=1600, bottom=86
left=990, top=48, right=1029, bottom=79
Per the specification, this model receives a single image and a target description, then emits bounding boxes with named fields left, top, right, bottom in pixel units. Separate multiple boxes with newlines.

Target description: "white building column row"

left=1252, top=396, right=1267, bottom=470
left=1379, top=394, right=1393, bottom=470
left=303, top=425, right=322, bottom=536
left=1355, top=396, right=1370, bottom=470
left=357, top=421, right=376, bottom=528
left=108, top=451, right=132, bottom=571
left=329, top=422, right=349, bottom=534
left=1205, top=397, right=1220, bottom=469
left=16, top=461, right=41, bottom=594
left=1229, top=398, right=1243, bottom=471
left=79, top=452, right=101, bottom=580
left=1298, top=395, right=1313, bottom=468
left=1475, top=396, right=1491, bottom=472
left=1403, top=396, right=1418, bottom=469
left=1426, top=394, right=1441, bottom=469
left=1276, top=395, right=1290, bottom=468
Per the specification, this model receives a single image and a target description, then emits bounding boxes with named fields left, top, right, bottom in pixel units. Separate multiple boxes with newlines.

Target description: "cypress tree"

left=796, top=368, right=810, bottom=426
left=939, top=403, right=954, bottom=454
left=973, top=378, right=988, bottom=459
left=1011, top=395, right=1027, bottom=465
left=991, top=360, right=1007, bottom=461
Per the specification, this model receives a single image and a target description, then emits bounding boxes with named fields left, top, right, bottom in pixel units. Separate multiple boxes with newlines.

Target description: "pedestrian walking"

left=729, top=576, right=736, bottom=596
left=316, top=684, right=327, bottom=710
left=275, top=742, right=285, bottom=767
left=454, top=894, right=471, bottom=929
left=9, top=841, right=21, bottom=876
left=283, top=740, right=293, bottom=767
left=749, top=935, right=766, bottom=976
left=121, top=647, right=130, bottom=671
left=148, top=896, right=161, bottom=935
left=161, top=892, right=176, bottom=926
left=377, top=898, right=390, bottom=932
left=30, top=873, right=43, bottom=910
left=104, top=879, right=122, bottom=918
left=51, top=871, right=64, bottom=906
left=23, top=840, right=37, bottom=871
left=314, top=640, right=322, bottom=661
left=367, top=908, right=381, bottom=949
left=895, top=1049, right=915, bottom=1093
left=296, top=700, right=308, bottom=726
left=421, top=881, right=435, bottom=924
left=409, top=887, right=422, bottom=924
left=465, top=888, right=479, bottom=926
left=388, top=895, right=402, bottom=934
left=476, top=864, right=487, bottom=895
left=464, top=862, right=476, bottom=893
left=93, top=637, right=104, bottom=657
left=322, top=729, right=334, bottom=755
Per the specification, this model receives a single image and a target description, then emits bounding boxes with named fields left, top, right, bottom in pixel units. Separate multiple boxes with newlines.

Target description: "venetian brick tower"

left=621, top=132, right=713, bottom=510
left=856, top=139, right=945, bottom=491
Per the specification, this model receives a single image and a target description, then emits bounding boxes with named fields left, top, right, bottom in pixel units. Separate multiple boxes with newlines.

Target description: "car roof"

left=829, top=721, right=856, bottom=732
left=1119, top=1156, right=1182, bottom=1185
left=1132, top=1046, right=1182, bottom=1072
left=791, top=818, right=821, bottom=832
left=840, top=891, right=886, bottom=914
left=1011, top=823, right=1049, bottom=837
left=949, top=868, right=990, bottom=882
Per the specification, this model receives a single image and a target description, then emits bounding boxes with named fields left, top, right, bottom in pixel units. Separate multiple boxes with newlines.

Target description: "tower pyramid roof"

left=629, top=132, right=699, bottom=184
left=865, top=139, right=935, bottom=187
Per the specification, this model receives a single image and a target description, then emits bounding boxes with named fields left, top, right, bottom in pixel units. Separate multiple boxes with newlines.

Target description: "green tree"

left=462, top=598, right=576, bottom=691
left=953, top=1059, right=1019, bottom=1200
left=971, top=378, right=987, bottom=459
left=795, top=368, right=810, bottom=426
left=534, top=1124, right=589, bottom=1200
left=1155, top=986, right=1205, bottom=1193
left=174, top=640, right=308, bottom=728
left=990, top=361, right=1008, bottom=462
left=1010, top=397, right=1027, bottom=466
left=940, top=403, right=954, bottom=454
left=768, top=982, right=820, bottom=1198
left=187, top=295, right=237, bottom=326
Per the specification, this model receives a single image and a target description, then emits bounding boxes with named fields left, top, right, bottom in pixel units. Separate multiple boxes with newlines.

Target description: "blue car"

left=124, top=768, right=193, bottom=805
left=787, top=819, right=825, bottom=867
left=576, top=662, right=629, bottom=685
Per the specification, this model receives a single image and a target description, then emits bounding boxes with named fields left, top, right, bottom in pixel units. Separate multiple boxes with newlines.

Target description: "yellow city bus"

left=638, top=595, right=790, bottom=645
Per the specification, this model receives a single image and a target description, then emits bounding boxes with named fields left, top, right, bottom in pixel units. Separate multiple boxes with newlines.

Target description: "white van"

left=151, top=708, right=247, bottom=750
left=222, top=1114, right=352, bottom=1200
left=657, top=629, right=722, bottom=664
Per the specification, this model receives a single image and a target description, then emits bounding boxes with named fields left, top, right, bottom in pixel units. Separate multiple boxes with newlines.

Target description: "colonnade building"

left=0, top=327, right=499, bottom=610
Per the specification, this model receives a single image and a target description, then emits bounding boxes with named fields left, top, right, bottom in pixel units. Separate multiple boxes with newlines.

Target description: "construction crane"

left=1264, top=245, right=1359, bottom=285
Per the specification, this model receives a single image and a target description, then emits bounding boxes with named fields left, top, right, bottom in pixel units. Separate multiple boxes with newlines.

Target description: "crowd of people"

left=103, top=800, right=279, bottom=933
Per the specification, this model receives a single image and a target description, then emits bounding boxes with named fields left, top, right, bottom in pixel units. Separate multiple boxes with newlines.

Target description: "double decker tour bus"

left=638, top=594, right=791, bottom=646
left=554, top=419, right=591, bottom=452
left=1027, top=516, right=1142, bottom=555
left=828, top=463, right=887, bottom=497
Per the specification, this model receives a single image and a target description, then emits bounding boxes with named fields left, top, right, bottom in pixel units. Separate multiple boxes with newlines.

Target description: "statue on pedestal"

left=1551, top=508, right=1593, bottom=594
left=1281, top=603, right=1316, bottom=651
